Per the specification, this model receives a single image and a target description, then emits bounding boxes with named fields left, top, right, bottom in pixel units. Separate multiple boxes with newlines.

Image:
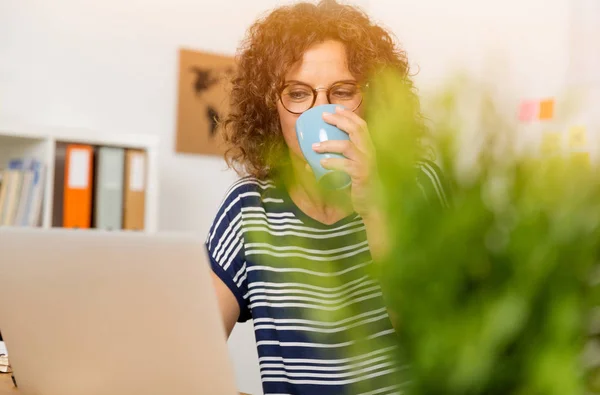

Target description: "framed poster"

left=175, top=48, right=236, bottom=155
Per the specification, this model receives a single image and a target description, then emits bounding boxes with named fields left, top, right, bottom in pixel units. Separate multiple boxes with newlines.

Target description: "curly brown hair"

left=221, top=0, right=424, bottom=180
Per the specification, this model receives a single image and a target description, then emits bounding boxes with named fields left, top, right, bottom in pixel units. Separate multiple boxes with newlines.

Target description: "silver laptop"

left=0, top=227, right=237, bottom=395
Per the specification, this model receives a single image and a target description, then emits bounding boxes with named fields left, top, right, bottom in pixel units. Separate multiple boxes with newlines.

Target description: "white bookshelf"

left=0, top=124, right=159, bottom=233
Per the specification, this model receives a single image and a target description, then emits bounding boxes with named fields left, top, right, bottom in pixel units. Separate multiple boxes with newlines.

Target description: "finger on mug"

left=312, top=140, right=357, bottom=160
left=330, top=107, right=373, bottom=156
left=334, top=106, right=368, bottom=135
left=320, top=157, right=356, bottom=175
left=322, top=111, right=360, bottom=137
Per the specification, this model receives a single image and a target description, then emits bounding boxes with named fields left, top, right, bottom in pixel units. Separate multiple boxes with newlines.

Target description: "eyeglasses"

left=279, top=81, right=366, bottom=114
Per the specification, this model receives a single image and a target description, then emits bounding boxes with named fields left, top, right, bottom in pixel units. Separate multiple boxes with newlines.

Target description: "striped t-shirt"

left=206, top=161, right=448, bottom=395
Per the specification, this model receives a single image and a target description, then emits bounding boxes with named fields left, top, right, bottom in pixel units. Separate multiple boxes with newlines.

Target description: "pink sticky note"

left=518, top=100, right=538, bottom=122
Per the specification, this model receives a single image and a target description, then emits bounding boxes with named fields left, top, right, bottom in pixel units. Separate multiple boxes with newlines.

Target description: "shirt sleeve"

left=416, top=159, right=451, bottom=209
left=205, top=189, right=251, bottom=323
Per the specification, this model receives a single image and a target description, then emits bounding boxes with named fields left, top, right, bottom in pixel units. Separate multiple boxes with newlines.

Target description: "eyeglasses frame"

left=278, top=80, right=368, bottom=114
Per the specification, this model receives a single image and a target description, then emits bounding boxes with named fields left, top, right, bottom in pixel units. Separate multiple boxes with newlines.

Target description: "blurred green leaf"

left=360, top=70, right=600, bottom=394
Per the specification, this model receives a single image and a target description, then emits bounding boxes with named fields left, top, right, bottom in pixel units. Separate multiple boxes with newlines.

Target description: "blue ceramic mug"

left=295, top=104, right=352, bottom=190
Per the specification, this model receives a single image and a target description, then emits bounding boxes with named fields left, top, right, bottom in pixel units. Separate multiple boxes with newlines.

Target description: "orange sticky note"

left=540, top=131, right=562, bottom=156
left=538, top=99, right=555, bottom=120
left=568, top=125, right=587, bottom=148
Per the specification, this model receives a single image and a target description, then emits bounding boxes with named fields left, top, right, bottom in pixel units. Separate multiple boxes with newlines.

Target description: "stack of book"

left=0, top=158, right=46, bottom=227
left=0, top=341, right=9, bottom=373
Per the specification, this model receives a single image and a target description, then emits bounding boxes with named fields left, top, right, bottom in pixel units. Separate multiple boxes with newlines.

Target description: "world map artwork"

left=175, top=48, right=236, bottom=156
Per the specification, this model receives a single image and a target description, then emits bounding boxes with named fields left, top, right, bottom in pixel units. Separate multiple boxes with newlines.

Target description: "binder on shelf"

left=94, top=147, right=125, bottom=230
left=123, top=149, right=146, bottom=231
left=63, top=144, right=94, bottom=229
left=52, top=144, right=67, bottom=227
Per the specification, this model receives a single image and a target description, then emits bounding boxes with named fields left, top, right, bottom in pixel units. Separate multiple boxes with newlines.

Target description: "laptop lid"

left=0, top=227, right=237, bottom=395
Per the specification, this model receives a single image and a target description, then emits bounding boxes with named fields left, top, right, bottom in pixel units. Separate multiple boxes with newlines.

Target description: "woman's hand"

left=312, top=106, right=378, bottom=219
left=314, top=106, right=389, bottom=260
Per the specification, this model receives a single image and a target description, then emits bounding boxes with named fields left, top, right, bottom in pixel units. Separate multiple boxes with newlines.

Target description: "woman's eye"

left=331, top=89, right=355, bottom=99
left=288, top=91, right=311, bottom=100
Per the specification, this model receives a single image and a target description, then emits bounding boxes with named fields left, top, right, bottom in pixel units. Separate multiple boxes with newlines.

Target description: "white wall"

left=0, top=1, right=580, bottom=394
left=567, top=0, right=600, bottom=160
left=370, top=0, right=576, bottom=162
left=372, top=0, right=571, bottom=94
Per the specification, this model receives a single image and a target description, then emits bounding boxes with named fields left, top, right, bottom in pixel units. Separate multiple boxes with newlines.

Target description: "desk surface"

left=0, top=374, right=250, bottom=395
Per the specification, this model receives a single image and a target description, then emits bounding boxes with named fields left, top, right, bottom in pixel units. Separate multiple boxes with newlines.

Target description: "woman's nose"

left=314, top=91, right=329, bottom=107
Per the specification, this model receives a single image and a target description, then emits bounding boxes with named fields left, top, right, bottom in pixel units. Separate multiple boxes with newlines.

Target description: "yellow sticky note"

left=538, top=99, right=555, bottom=120
left=570, top=152, right=591, bottom=169
left=568, top=125, right=587, bottom=148
left=540, top=131, right=562, bottom=156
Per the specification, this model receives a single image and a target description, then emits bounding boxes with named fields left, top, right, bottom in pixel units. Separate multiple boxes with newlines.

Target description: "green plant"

left=366, top=70, right=600, bottom=395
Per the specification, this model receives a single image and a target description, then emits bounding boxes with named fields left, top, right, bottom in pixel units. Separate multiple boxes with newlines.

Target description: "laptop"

left=0, top=227, right=238, bottom=395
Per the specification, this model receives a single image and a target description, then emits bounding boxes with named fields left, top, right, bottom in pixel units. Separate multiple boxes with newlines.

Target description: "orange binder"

left=63, top=144, right=94, bottom=229
left=123, top=149, right=146, bottom=231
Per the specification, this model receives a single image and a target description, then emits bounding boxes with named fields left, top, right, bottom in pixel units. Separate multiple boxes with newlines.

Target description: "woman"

left=207, top=1, right=447, bottom=394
